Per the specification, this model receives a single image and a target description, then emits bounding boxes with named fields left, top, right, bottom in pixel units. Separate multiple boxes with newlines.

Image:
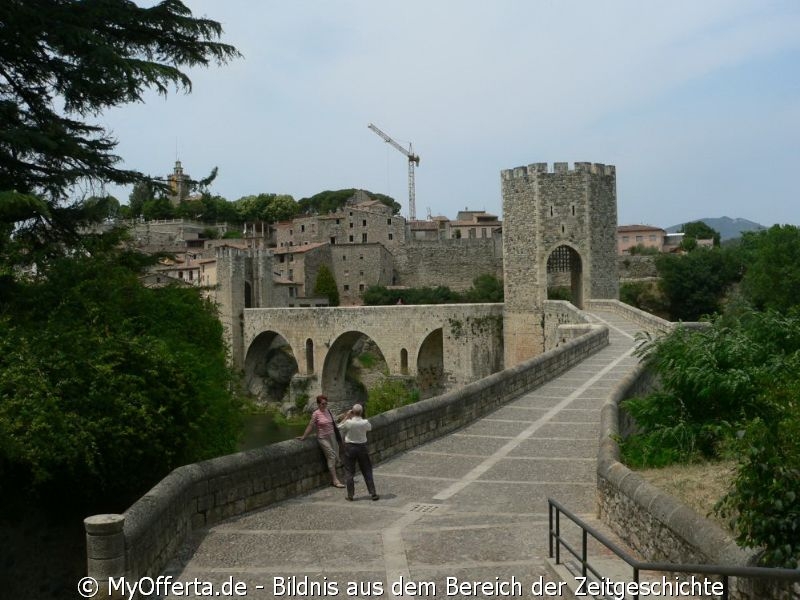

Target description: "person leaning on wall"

left=297, top=394, right=345, bottom=488
left=337, top=403, right=379, bottom=501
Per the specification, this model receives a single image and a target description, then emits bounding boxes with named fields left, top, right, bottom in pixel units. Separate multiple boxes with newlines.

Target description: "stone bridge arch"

left=417, top=327, right=444, bottom=398
left=244, top=330, right=299, bottom=403
left=243, top=305, right=504, bottom=407
left=321, top=330, right=389, bottom=405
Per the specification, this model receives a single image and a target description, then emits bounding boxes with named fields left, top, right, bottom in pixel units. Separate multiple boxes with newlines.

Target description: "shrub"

left=366, top=379, right=419, bottom=416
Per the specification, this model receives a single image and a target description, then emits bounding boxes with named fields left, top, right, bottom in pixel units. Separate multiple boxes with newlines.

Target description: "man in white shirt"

left=338, top=403, right=379, bottom=501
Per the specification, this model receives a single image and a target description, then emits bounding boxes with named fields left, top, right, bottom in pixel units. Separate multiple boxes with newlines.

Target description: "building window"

left=349, top=235, right=354, bottom=242
left=359, top=284, right=364, bottom=291
left=622, top=236, right=629, bottom=243
left=571, top=205, right=575, bottom=216
left=550, top=206, right=553, bottom=217
left=342, top=255, right=346, bottom=261
left=362, top=219, right=366, bottom=227
left=343, top=284, right=349, bottom=291
left=289, top=287, right=295, bottom=297
left=300, top=224, right=305, bottom=232
left=178, top=270, right=183, bottom=279
left=335, top=219, right=340, bottom=225
left=388, top=233, right=393, bottom=240
left=349, top=222, right=354, bottom=228
left=288, top=254, right=293, bottom=262
left=362, top=233, right=367, bottom=243
left=359, top=255, right=364, bottom=260
left=288, top=269, right=293, bottom=280
left=349, top=211, right=353, bottom=216
left=289, top=229, right=293, bottom=236
left=636, top=235, right=643, bottom=242
left=330, top=237, right=336, bottom=244
left=359, top=270, right=364, bottom=276
left=387, top=218, right=392, bottom=225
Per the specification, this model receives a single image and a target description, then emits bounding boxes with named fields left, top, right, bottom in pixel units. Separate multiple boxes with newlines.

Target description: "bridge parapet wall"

left=87, top=323, right=609, bottom=588
left=586, top=298, right=673, bottom=334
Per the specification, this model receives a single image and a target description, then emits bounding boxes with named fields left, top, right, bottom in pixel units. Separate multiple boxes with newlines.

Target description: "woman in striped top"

left=297, top=395, right=345, bottom=488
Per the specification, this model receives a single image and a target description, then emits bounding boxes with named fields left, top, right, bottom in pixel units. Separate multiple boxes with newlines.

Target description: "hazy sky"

left=102, top=1, right=800, bottom=228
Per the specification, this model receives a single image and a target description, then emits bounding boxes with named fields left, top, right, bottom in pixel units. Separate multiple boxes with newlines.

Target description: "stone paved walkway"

left=164, top=309, right=645, bottom=599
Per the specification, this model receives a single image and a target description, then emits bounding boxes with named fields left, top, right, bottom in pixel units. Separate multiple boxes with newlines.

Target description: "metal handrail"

left=548, top=497, right=800, bottom=600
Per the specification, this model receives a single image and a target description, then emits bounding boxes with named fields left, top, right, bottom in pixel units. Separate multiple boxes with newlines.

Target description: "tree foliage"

left=0, top=0, right=239, bottom=200
left=738, top=225, right=800, bottom=313
left=0, top=253, right=243, bottom=509
left=363, top=275, right=503, bottom=305
left=233, top=193, right=299, bottom=223
left=680, top=221, right=721, bottom=247
left=313, top=265, right=339, bottom=306
left=654, top=247, right=742, bottom=321
left=622, top=310, right=800, bottom=565
left=297, top=189, right=400, bottom=215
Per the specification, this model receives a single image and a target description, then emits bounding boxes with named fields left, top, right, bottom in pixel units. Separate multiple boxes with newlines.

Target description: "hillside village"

left=128, top=190, right=721, bottom=308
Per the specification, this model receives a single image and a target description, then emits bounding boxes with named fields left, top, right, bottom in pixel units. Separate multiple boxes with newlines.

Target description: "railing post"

left=632, top=566, right=639, bottom=600
left=555, top=508, right=561, bottom=564
left=85, top=514, right=126, bottom=600
left=548, top=502, right=553, bottom=558
left=581, top=529, right=587, bottom=577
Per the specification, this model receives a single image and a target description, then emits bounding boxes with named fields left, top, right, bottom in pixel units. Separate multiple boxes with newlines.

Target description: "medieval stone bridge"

left=243, top=303, right=504, bottom=403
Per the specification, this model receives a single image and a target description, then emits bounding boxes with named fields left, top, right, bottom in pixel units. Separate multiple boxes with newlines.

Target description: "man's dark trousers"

left=344, top=442, right=376, bottom=498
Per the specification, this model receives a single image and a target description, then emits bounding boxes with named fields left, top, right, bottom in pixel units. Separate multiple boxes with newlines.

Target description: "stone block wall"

left=618, top=255, right=658, bottom=280
left=543, top=300, right=596, bottom=350
left=391, top=238, right=503, bottom=291
left=87, top=322, right=609, bottom=587
left=330, top=243, right=394, bottom=305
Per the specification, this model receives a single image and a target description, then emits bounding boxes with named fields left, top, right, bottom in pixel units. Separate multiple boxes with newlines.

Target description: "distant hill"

left=666, top=217, right=766, bottom=241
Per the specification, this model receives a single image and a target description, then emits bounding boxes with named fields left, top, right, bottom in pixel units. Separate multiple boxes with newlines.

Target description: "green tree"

left=297, top=189, right=400, bottom=215
left=128, top=181, right=156, bottom=218
left=0, top=0, right=239, bottom=264
left=142, top=197, right=175, bottom=221
left=264, top=194, right=299, bottom=223
left=623, top=310, right=800, bottom=467
left=0, top=253, right=243, bottom=507
left=654, top=247, right=742, bottom=320
left=314, top=265, right=340, bottom=306
left=680, top=221, right=721, bottom=248
left=463, top=274, right=504, bottom=302
left=739, top=225, right=800, bottom=313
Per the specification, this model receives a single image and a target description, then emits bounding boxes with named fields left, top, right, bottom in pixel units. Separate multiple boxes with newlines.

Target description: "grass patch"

left=636, top=460, right=736, bottom=531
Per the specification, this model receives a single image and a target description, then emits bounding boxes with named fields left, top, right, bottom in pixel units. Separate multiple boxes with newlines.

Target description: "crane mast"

left=368, top=123, right=420, bottom=221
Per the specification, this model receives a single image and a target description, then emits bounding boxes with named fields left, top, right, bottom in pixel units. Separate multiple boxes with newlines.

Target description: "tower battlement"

left=501, top=162, right=615, bottom=180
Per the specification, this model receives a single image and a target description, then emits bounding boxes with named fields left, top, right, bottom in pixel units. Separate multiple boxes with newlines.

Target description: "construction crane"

left=368, top=123, right=420, bottom=221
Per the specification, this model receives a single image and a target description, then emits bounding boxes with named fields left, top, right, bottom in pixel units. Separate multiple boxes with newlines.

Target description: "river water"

left=238, top=412, right=308, bottom=450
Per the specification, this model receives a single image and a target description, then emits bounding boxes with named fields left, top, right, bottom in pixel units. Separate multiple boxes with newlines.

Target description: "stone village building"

left=137, top=192, right=505, bottom=307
